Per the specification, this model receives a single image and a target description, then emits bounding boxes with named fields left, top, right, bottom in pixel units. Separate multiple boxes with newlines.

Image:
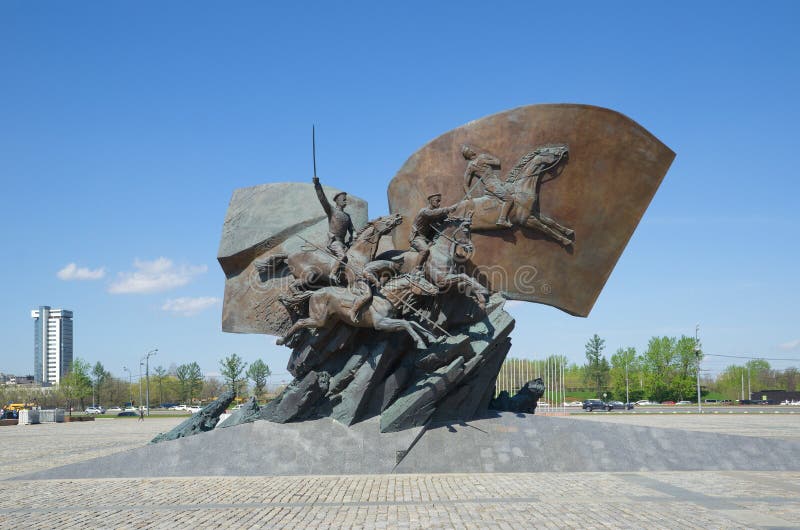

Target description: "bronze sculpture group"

left=260, top=142, right=573, bottom=350
left=200, top=104, right=674, bottom=438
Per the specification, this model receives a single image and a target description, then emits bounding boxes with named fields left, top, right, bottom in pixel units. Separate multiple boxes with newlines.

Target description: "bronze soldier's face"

left=335, top=195, right=347, bottom=208
left=430, top=196, right=441, bottom=208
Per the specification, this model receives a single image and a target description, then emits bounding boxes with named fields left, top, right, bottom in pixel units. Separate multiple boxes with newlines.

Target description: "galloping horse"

left=386, top=213, right=489, bottom=310
left=255, top=213, right=403, bottom=291
left=453, top=144, right=573, bottom=246
left=277, top=273, right=440, bottom=349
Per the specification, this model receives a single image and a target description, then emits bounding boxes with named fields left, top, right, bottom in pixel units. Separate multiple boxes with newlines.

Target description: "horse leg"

left=538, top=213, right=574, bottom=238
left=277, top=297, right=330, bottom=345
left=373, top=315, right=428, bottom=349
left=524, top=216, right=573, bottom=246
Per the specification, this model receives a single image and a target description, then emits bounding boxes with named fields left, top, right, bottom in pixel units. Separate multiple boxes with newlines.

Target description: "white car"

left=85, top=406, right=105, bottom=414
left=107, top=406, right=122, bottom=413
left=187, top=406, right=202, bottom=413
left=635, top=400, right=653, bottom=406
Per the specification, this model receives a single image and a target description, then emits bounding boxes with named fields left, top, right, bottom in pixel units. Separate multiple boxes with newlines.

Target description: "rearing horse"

left=277, top=273, right=440, bottom=349
left=453, top=144, right=573, bottom=246
left=255, top=213, right=403, bottom=291
left=387, top=213, right=489, bottom=310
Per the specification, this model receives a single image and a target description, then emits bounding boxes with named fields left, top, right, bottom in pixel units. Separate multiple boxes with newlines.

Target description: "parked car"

left=85, top=406, right=105, bottom=414
left=187, top=406, right=202, bottom=413
left=564, top=401, right=584, bottom=407
left=107, top=406, right=122, bottom=413
left=676, top=400, right=691, bottom=405
left=117, top=411, right=137, bottom=417
left=582, top=399, right=606, bottom=412
left=604, top=401, right=634, bottom=411
left=635, top=400, right=653, bottom=406
left=661, top=401, right=675, bottom=405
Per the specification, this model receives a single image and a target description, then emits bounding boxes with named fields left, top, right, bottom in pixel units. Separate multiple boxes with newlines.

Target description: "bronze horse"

left=388, top=213, right=489, bottom=310
left=277, top=273, right=440, bottom=349
left=255, top=213, right=403, bottom=291
left=453, top=144, right=573, bottom=246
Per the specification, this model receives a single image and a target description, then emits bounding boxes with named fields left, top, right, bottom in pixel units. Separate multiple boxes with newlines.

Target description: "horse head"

left=356, top=213, right=403, bottom=244
left=441, top=212, right=474, bottom=260
left=530, top=144, right=569, bottom=178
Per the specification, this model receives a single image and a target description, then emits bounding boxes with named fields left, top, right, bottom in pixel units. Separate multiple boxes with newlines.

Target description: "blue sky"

left=2, top=1, right=798, bottom=382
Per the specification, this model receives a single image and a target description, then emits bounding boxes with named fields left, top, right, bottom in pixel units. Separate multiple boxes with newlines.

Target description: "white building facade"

left=31, top=306, right=73, bottom=386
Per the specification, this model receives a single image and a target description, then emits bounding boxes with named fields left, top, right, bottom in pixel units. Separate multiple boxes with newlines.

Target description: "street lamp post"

left=624, top=358, right=630, bottom=405
left=695, top=324, right=702, bottom=413
left=143, top=349, right=157, bottom=416
left=122, top=366, right=133, bottom=407
left=138, top=362, right=143, bottom=411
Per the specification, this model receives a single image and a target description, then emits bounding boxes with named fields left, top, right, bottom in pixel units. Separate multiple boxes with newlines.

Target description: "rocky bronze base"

left=258, top=294, right=514, bottom=432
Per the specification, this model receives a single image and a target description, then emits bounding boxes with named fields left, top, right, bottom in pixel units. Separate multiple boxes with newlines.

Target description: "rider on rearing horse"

left=409, top=192, right=457, bottom=272
left=462, top=144, right=513, bottom=227
left=313, top=175, right=354, bottom=284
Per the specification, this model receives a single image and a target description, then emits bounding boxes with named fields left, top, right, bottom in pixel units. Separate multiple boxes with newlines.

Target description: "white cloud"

left=778, top=339, right=800, bottom=351
left=109, top=258, right=207, bottom=294
left=57, top=263, right=106, bottom=281
left=161, top=296, right=220, bottom=316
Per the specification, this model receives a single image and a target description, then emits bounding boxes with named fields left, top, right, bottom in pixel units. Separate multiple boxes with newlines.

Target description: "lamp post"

left=138, top=362, right=143, bottom=411
left=624, top=357, right=630, bottom=406
left=122, top=366, right=133, bottom=407
left=143, top=349, right=157, bottom=416
left=695, top=324, right=702, bottom=413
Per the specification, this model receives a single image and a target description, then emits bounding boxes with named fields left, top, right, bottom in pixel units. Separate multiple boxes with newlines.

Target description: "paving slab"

left=4, top=413, right=800, bottom=528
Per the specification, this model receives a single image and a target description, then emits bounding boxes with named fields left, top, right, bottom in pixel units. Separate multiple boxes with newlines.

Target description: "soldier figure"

left=462, top=144, right=514, bottom=227
left=409, top=192, right=457, bottom=271
left=313, top=176, right=354, bottom=284
left=349, top=258, right=403, bottom=323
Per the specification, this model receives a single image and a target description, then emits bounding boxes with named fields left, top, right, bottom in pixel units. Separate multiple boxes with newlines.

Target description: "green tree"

left=153, top=366, right=167, bottom=406
left=246, top=359, right=271, bottom=400
left=583, top=334, right=609, bottom=397
left=91, top=361, right=109, bottom=406
left=670, top=335, right=702, bottom=401
left=175, top=362, right=203, bottom=404
left=59, top=358, right=92, bottom=415
left=219, top=353, right=248, bottom=397
left=641, top=336, right=677, bottom=402
left=610, top=347, right=641, bottom=402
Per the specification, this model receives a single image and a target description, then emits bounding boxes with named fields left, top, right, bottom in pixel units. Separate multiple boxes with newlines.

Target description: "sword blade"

left=312, top=125, right=317, bottom=178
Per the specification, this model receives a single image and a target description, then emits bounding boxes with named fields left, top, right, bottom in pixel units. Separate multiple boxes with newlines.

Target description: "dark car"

left=117, top=411, right=137, bottom=417
left=582, top=399, right=606, bottom=412
left=604, top=401, right=634, bottom=411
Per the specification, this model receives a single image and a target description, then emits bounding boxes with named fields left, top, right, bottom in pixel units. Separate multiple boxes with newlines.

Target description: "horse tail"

left=255, top=253, right=288, bottom=274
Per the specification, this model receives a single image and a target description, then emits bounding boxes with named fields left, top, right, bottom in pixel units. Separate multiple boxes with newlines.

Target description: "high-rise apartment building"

left=31, top=306, right=73, bottom=386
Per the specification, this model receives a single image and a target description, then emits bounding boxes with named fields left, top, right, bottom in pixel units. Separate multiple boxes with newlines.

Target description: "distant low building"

left=750, top=389, right=800, bottom=403
left=31, top=306, right=73, bottom=386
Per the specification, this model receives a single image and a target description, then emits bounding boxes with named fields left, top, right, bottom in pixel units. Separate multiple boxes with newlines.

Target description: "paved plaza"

left=2, top=415, right=800, bottom=528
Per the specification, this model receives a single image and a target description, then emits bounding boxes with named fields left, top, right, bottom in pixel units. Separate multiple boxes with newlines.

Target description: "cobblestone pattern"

left=564, top=411, right=800, bottom=439
left=0, top=418, right=181, bottom=480
left=2, top=472, right=799, bottom=528
left=3, top=414, right=800, bottom=528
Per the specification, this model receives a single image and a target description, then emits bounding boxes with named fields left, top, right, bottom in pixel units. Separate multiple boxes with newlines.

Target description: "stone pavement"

left=2, top=417, right=800, bottom=528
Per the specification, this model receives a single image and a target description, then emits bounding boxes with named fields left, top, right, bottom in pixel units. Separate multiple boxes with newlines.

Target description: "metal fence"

left=495, top=357, right=567, bottom=415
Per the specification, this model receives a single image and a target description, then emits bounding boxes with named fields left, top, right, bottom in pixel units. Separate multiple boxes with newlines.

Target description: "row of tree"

left=1, top=354, right=273, bottom=411
left=584, top=334, right=797, bottom=402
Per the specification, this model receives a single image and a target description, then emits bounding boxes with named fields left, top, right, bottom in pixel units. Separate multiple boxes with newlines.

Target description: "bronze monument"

left=206, top=103, right=674, bottom=436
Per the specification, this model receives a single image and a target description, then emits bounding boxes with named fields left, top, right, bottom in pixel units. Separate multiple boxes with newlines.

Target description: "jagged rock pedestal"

left=259, top=294, right=514, bottom=432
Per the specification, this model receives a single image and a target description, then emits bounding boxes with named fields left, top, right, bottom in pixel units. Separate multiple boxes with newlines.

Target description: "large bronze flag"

left=387, top=104, right=674, bottom=317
